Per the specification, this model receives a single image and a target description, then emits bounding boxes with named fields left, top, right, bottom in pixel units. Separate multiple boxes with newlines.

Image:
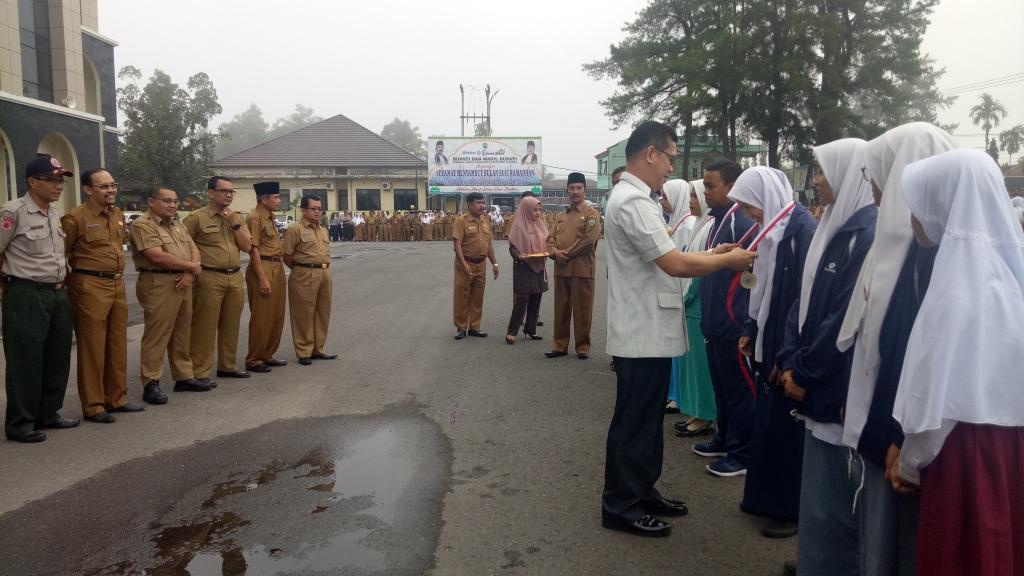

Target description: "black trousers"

left=602, top=356, right=672, bottom=522
left=506, top=292, right=542, bottom=336
left=706, top=338, right=756, bottom=464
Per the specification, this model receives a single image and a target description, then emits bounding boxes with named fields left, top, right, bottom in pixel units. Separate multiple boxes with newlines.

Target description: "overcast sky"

left=97, top=0, right=1023, bottom=173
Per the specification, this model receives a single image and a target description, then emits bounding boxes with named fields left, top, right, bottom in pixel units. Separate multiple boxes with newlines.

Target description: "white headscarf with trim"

left=801, top=139, right=874, bottom=329
left=838, top=122, right=957, bottom=448
left=895, top=149, right=1024, bottom=433
left=663, top=179, right=693, bottom=248
left=727, top=166, right=795, bottom=362
left=680, top=179, right=712, bottom=296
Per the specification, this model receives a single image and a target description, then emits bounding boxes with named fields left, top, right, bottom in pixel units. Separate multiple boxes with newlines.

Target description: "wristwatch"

left=231, top=223, right=242, bottom=230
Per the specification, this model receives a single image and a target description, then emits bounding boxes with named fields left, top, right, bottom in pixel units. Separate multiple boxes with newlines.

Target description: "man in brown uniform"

left=63, top=168, right=144, bottom=423
left=545, top=172, right=601, bottom=359
left=183, top=176, right=253, bottom=384
left=130, top=187, right=209, bottom=404
left=244, top=181, right=288, bottom=373
left=452, top=192, right=499, bottom=339
left=283, top=195, right=337, bottom=365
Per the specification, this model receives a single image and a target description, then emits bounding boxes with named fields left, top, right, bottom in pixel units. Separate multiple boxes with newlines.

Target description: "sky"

left=97, top=0, right=1024, bottom=173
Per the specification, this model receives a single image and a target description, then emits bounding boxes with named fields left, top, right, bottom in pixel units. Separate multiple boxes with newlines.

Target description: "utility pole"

left=460, top=84, right=499, bottom=137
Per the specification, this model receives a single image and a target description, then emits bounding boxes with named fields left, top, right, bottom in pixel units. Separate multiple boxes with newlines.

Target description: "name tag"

left=30, top=224, right=44, bottom=230
left=86, top=223, right=102, bottom=230
left=203, top=224, right=219, bottom=232
left=468, top=226, right=477, bottom=232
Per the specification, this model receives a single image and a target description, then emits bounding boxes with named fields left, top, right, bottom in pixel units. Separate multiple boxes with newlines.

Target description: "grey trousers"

left=859, top=458, right=919, bottom=576
left=797, top=430, right=862, bottom=576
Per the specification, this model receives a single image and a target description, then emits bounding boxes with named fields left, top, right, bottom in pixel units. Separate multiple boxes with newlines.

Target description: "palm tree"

left=969, top=93, right=1009, bottom=151
left=999, top=125, right=1024, bottom=166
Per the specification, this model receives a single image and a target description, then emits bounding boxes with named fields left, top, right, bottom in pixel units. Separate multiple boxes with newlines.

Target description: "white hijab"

left=838, top=122, right=957, bottom=448
left=800, top=139, right=874, bottom=329
left=681, top=179, right=712, bottom=296
left=727, top=167, right=795, bottom=362
left=1012, top=196, right=1024, bottom=229
left=894, top=149, right=1024, bottom=434
left=663, top=179, right=693, bottom=248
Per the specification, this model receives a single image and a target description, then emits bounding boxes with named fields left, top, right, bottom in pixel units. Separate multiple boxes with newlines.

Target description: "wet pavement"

left=0, top=409, right=450, bottom=576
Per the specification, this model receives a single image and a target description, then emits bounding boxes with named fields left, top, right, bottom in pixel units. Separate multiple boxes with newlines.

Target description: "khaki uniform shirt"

left=129, top=211, right=196, bottom=270
left=246, top=204, right=283, bottom=258
left=0, top=194, right=67, bottom=283
left=62, top=203, right=126, bottom=273
left=548, top=203, right=602, bottom=278
left=283, top=220, right=330, bottom=265
left=452, top=213, right=492, bottom=260
left=183, top=205, right=250, bottom=269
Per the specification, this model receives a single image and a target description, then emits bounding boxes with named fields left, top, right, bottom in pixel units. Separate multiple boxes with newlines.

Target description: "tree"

left=998, top=124, right=1023, bottom=166
left=117, top=66, right=222, bottom=196
left=987, top=139, right=1001, bottom=162
left=474, top=121, right=492, bottom=137
left=969, top=93, right=1009, bottom=152
left=268, top=104, right=322, bottom=139
left=381, top=118, right=426, bottom=158
left=217, top=104, right=269, bottom=158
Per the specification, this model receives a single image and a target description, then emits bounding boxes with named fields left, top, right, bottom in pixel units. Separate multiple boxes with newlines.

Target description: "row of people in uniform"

left=1, top=166, right=336, bottom=444
left=324, top=209, right=517, bottom=242
left=598, top=120, right=1023, bottom=576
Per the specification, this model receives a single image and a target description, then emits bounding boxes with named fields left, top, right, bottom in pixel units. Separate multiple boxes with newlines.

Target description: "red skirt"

left=918, top=422, right=1024, bottom=576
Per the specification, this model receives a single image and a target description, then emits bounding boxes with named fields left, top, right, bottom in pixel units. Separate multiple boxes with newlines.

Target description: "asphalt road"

left=0, top=240, right=796, bottom=575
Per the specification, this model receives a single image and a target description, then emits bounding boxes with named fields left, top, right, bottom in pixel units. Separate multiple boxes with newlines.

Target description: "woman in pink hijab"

left=505, top=195, right=550, bottom=344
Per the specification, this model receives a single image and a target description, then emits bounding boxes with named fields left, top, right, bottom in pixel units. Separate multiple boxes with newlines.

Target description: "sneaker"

left=692, top=437, right=727, bottom=458
left=707, top=456, right=747, bottom=477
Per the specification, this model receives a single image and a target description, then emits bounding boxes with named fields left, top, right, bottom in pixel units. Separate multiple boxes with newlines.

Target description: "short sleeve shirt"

left=246, top=204, right=282, bottom=258
left=182, top=205, right=250, bottom=269
left=452, top=213, right=492, bottom=260
left=129, top=211, right=196, bottom=270
left=283, top=221, right=330, bottom=264
left=62, top=203, right=126, bottom=273
left=550, top=203, right=602, bottom=278
left=0, top=194, right=67, bottom=283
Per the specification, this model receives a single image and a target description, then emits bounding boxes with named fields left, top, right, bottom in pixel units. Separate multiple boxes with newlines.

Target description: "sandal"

left=505, top=336, right=515, bottom=345
left=525, top=333, right=543, bottom=340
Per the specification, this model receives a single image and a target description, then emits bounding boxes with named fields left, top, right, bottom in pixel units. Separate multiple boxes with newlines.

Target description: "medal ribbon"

left=669, top=213, right=693, bottom=238
left=680, top=217, right=715, bottom=252
left=707, top=204, right=740, bottom=248
left=725, top=201, right=797, bottom=325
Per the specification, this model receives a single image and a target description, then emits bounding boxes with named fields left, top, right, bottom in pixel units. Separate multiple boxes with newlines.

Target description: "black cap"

left=254, top=181, right=280, bottom=196
left=567, top=172, right=586, bottom=187
left=25, top=155, right=73, bottom=179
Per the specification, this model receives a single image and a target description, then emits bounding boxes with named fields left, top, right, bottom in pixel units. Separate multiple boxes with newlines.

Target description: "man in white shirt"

left=601, top=121, right=755, bottom=537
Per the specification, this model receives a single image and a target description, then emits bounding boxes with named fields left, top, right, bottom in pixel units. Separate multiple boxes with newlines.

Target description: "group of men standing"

left=342, top=210, right=457, bottom=242
left=1, top=157, right=336, bottom=443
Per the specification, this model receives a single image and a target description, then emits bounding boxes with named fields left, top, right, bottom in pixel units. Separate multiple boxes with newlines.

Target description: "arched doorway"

left=0, top=128, right=14, bottom=203
left=83, top=56, right=101, bottom=116
left=38, top=132, right=80, bottom=214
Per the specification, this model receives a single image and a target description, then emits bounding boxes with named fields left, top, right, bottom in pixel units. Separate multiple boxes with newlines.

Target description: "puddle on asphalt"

left=0, top=410, right=450, bottom=576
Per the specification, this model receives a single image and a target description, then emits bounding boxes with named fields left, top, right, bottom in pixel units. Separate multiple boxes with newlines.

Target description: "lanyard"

left=681, top=217, right=715, bottom=252
left=747, top=201, right=796, bottom=252
left=707, top=204, right=740, bottom=248
left=669, top=213, right=693, bottom=238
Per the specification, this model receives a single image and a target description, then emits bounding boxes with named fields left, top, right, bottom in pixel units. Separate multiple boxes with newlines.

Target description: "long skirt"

left=741, top=379, right=804, bottom=520
left=917, top=423, right=1024, bottom=576
left=797, top=430, right=862, bottom=576
left=860, top=458, right=918, bottom=576
left=674, top=311, right=716, bottom=421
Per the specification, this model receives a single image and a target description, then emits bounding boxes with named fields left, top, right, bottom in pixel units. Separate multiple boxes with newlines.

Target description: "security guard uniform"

left=129, top=211, right=197, bottom=384
left=283, top=220, right=332, bottom=359
left=451, top=212, right=493, bottom=331
left=183, top=206, right=251, bottom=379
left=0, top=194, right=73, bottom=440
left=244, top=202, right=286, bottom=368
left=62, top=202, right=128, bottom=417
left=547, top=202, right=602, bottom=355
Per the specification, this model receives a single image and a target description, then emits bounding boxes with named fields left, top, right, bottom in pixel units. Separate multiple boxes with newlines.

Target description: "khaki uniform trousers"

left=552, top=276, right=595, bottom=355
left=137, top=273, right=194, bottom=382
left=190, top=270, right=244, bottom=378
left=453, top=259, right=487, bottom=331
left=245, top=260, right=286, bottom=366
left=68, top=274, right=128, bottom=416
left=423, top=225, right=433, bottom=241
left=288, top=267, right=332, bottom=358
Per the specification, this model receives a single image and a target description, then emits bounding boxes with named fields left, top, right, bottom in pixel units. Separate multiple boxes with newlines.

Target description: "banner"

left=427, top=137, right=543, bottom=195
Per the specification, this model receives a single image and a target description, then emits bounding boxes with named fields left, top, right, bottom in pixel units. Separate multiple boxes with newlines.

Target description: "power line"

left=544, top=164, right=598, bottom=175
left=940, top=72, right=1024, bottom=93
left=939, top=74, right=1024, bottom=95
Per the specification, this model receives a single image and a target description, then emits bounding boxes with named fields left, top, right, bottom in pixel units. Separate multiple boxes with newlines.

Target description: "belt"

left=294, top=262, right=329, bottom=269
left=465, top=257, right=486, bottom=264
left=259, top=255, right=283, bottom=262
left=139, top=269, right=178, bottom=274
left=4, top=276, right=65, bottom=289
left=202, top=266, right=240, bottom=274
left=73, top=269, right=123, bottom=280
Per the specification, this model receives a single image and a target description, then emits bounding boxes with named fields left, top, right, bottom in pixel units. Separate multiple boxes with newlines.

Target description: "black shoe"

left=578, top=353, right=590, bottom=360
left=536, top=321, right=544, bottom=327
left=544, top=351, right=568, bottom=358
left=601, top=513, right=672, bottom=537
left=246, top=363, right=272, bottom=373
left=267, top=358, right=288, bottom=367
left=311, top=352, right=338, bottom=360
left=173, top=379, right=212, bottom=392
left=216, top=370, right=250, bottom=378
left=642, top=497, right=689, bottom=517
left=85, top=412, right=116, bottom=424
left=7, top=430, right=47, bottom=443
left=610, top=360, right=616, bottom=372
left=143, top=381, right=168, bottom=405
left=783, top=561, right=797, bottom=576
left=675, top=421, right=715, bottom=438
left=761, top=519, right=798, bottom=539
left=197, top=377, right=217, bottom=389
left=467, top=330, right=488, bottom=338
left=692, top=438, right=728, bottom=458
left=525, top=333, right=543, bottom=340
left=38, top=416, right=81, bottom=429
left=111, top=402, right=145, bottom=413
left=454, top=330, right=467, bottom=340
left=299, top=357, right=312, bottom=366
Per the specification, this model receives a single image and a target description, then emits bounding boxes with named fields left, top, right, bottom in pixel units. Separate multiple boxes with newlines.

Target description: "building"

left=0, top=0, right=119, bottom=212
left=595, top=136, right=767, bottom=190
left=210, top=114, right=428, bottom=215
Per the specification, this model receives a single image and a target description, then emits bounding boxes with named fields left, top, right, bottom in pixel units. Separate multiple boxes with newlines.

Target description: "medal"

left=740, top=270, right=757, bottom=289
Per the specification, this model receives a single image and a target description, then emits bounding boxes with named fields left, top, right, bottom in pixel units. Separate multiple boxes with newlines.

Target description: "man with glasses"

left=62, top=168, right=144, bottom=424
left=183, top=176, right=253, bottom=385
left=0, top=155, right=79, bottom=442
left=283, top=195, right=336, bottom=365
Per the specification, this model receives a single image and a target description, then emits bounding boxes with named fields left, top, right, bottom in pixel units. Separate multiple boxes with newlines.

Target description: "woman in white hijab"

left=662, top=179, right=695, bottom=250
left=893, top=148, right=1024, bottom=576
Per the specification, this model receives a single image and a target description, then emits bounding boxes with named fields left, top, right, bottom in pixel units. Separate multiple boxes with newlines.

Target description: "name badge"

left=204, top=224, right=219, bottom=232
left=86, top=223, right=102, bottom=230
left=30, top=224, right=44, bottom=230
left=468, top=226, right=477, bottom=232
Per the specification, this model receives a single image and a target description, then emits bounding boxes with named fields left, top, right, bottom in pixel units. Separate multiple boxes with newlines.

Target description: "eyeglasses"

left=33, top=176, right=64, bottom=184
left=654, top=146, right=678, bottom=166
left=214, top=189, right=236, bottom=195
left=90, top=183, right=119, bottom=191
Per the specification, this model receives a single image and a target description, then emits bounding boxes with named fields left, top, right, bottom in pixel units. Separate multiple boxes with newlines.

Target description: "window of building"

left=302, top=189, right=329, bottom=211
left=280, top=189, right=292, bottom=211
left=394, top=189, right=417, bottom=211
left=18, top=0, right=54, bottom=103
left=356, top=189, right=380, bottom=211
left=336, top=187, right=348, bottom=211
